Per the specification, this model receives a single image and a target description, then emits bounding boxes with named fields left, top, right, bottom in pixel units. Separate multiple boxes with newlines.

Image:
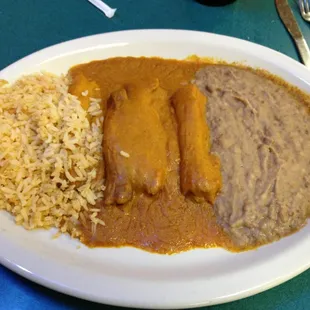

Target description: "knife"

left=275, top=0, right=310, bottom=68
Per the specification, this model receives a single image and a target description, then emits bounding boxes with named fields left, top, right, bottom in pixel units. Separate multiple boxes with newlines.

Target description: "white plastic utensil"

left=87, top=0, right=116, bottom=18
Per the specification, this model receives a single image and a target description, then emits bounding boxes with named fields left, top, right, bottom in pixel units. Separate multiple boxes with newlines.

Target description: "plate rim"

left=1, top=255, right=309, bottom=309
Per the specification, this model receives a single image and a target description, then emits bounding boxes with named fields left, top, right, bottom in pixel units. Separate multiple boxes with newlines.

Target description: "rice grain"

left=0, top=73, right=105, bottom=236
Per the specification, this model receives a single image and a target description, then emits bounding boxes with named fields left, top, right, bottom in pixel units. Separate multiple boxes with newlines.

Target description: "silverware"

left=299, top=0, right=310, bottom=22
left=87, top=0, right=116, bottom=18
left=275, top=0, right=310, bottom=67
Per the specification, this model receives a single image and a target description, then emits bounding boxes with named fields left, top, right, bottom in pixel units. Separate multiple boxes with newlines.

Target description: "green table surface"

left=0, top=0, right=309, bottom=309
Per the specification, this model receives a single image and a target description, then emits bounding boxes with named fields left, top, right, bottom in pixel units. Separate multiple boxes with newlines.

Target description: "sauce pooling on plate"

left=68, top=57, right=310, bottom=254
left=69, top=57, right=230, bottom=254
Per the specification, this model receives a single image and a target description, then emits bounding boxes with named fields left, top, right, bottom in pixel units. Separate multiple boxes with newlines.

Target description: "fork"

left=299, top=0, right=310, bottom=22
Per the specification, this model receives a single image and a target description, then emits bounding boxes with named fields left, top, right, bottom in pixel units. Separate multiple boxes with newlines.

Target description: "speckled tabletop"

left=0, top=1, right=309, bottom=309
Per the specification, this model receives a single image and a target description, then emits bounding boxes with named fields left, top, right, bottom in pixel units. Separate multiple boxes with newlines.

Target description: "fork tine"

left=304, top=0, right=310, bottom=14
left=299, top=0, right=305, bottom=14
left=303, top=0, right=309, bottom=13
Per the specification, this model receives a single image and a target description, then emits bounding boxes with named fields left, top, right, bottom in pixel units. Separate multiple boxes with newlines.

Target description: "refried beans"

left=196, top=65, right=310, bottom=248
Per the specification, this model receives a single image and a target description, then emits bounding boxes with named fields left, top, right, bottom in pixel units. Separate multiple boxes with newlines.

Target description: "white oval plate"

left=0, top=30, right=309, bottom=309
